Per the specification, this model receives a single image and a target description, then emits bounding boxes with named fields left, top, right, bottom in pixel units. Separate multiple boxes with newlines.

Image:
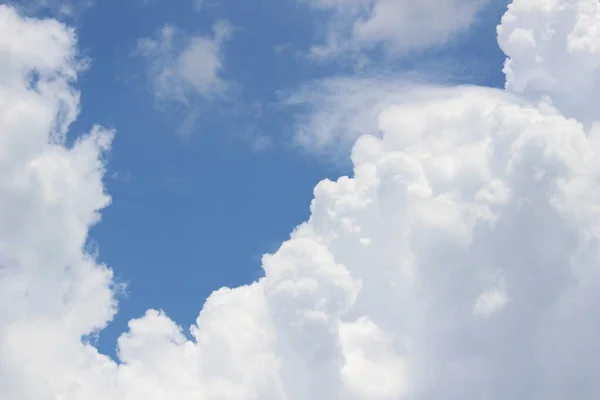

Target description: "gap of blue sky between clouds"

left=4, top=0, right=600, bottom=399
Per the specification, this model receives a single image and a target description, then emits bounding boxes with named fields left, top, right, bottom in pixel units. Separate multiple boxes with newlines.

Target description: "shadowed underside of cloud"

left=3, top=1, right=600, bottom=399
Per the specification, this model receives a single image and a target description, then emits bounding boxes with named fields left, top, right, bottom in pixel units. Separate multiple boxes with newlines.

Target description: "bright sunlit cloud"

left=2, top=1, right=600, bottom=399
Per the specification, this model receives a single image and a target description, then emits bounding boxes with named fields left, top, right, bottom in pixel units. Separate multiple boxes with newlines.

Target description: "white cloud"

left=498, top=0, right=600, bottom=124
left=4, top=1, right=600, bottom=399
left=283, top=74, right=522, bottom=156
left=284, top=76, right=424, bottom=155
left=137, top=20, right=231, bottom=103
left=303, top=0, right=489, bottom=59
left=0, top=4, right=116, bottom=398
left=8, top=0, right=94, bottom=17
left=194, top=0, right=209, bottom=10
left=473, top=288, right=510, bottom=318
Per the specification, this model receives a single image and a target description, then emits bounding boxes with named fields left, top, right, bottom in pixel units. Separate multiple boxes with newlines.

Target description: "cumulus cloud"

left=4, top=0, right=600, bottom=399
left=0, top=4, right=116, bottom=398
left=498, top=0, right=600, bottom=124
left=137, top=20, right=231, bottom=103
left=303, top=0, right=488, bottom=59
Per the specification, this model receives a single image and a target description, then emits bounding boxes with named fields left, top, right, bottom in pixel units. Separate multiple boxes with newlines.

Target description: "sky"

left=3, top=0, right=600, bottom=399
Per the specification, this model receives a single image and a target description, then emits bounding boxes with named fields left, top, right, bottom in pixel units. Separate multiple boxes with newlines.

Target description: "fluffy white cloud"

left=498, top=0, right=600, bottom=124
left=303, top=0, right=488, bottom=59
left=0, top=4, right=116, bottom=398
left=4, top=1, right=600, bottom=399
left=284, top=75, right=496, bottom=155
left=137, top=20, right=231, bottom=103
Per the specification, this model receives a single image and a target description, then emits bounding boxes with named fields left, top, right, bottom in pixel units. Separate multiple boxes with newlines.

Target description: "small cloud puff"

left=137, top=20, right=232, bottom=104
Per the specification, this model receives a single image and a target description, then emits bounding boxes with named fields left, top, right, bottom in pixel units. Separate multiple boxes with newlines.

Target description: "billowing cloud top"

left=3, top=1, right=600, bottom=399
left=499, top=0, right=600, bottom=124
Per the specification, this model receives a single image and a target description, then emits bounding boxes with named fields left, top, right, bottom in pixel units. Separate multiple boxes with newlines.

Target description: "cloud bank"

left=3, top=1, right=600, bottom=399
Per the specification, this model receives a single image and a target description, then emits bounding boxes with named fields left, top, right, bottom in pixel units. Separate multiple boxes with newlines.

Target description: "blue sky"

left=13, top=0, right=507, bottom=356
left=7, top=0, right=600, bottom=397
left=54, top=0, right=506, bottom=355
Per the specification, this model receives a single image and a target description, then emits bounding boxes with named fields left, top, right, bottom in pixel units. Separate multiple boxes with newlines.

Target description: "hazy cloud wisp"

left=303, top=0, right=488, bottom=59
left=137, top=20, right=232, bottom=103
